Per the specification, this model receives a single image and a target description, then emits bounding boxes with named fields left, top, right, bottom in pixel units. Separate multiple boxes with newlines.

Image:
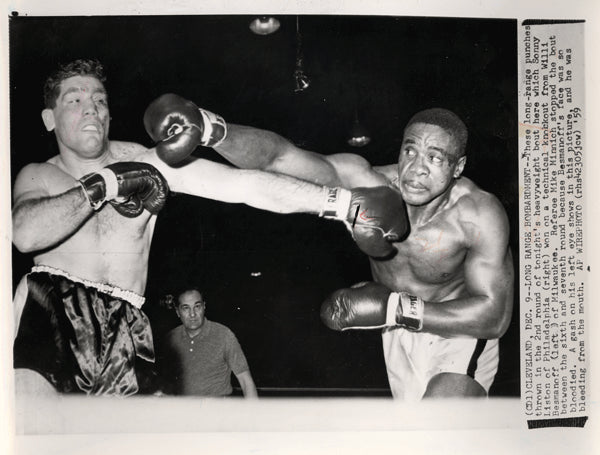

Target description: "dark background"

left=9, top=15, right=519, bottom=396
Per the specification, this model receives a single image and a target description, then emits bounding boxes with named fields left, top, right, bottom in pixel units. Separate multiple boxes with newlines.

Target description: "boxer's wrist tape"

left=96, top=168, right=119, bottom=200
left=198, top=108, right=227, bottom=147
left=386, top=292, right=401, bottom=326
left=398, top=292, right=424, bottom=331
left=320, top=187, right=352, bottom=219
left=79, top=168, right=118, bottom=210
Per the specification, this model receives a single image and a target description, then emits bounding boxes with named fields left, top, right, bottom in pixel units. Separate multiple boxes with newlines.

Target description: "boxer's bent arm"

left=12, top=164, right=93, bottom=253
left=235, top=370, right=258, bottom=398
left=215, top=124, right=384, bottom=188
left=144, top=151, right=331, bottom=214
left=422, top=197, right=514, bottom=339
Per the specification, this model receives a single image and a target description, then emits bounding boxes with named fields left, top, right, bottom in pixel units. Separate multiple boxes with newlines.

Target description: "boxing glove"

left=79, top=162, right=169, bottom=217
left=143, top=93, right=227, bottom=165
left=320, top=282, right=424, bottom=331
left=320, top=186, right=409, bottom=258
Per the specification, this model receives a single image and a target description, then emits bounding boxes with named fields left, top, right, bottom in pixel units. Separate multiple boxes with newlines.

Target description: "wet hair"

left=43, top=59, right=107, bottom=108
left=404, top=108, right=468, bottom=156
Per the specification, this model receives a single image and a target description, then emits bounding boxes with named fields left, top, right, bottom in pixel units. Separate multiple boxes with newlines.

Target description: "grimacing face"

left=176, top=290, right=206, bottom=333
left=396, top=122, right=466, bottom=206
left=41, top=75, right=110, bottom=158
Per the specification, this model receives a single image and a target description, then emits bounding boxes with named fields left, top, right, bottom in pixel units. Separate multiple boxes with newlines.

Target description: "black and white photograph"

left=1, top=1, right=597, bottom=454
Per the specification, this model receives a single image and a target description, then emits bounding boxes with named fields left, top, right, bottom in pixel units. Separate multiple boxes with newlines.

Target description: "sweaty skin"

left=214, top=121, right=514, bottom=397
left=215, top=122, right=514, bottom=340
left=12, top=77, right=340, bottom=295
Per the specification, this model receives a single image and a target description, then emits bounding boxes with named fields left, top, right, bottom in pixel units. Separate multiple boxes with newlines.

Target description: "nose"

left=82, top=97, right=98, bottom=116
left=408, top=154, right=429, bottom=176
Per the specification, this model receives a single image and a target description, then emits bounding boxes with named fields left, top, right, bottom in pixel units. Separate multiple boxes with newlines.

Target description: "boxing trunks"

left=13, top=265, right=155, bottom=396
left=382, top=326, right=499, bottom=401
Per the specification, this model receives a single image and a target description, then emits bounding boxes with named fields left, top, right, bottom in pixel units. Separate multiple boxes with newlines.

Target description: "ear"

left=453, top=156, right=466, bottom=178
left=41, top=109, right=56, bottom=131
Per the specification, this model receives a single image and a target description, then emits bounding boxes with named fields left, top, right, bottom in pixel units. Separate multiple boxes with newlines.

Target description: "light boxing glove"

left=320, top=281, right=424, bottom=332
left=143, top=93, right=227, bottom=165
left=79, top=161, right=169, bottom=217
left=320, top=186, right=409, bottom=258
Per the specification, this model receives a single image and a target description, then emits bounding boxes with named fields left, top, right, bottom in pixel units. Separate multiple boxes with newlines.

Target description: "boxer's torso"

left=364, top=169, right=483, bottom=303
left=33, top=141, right=156, bottom=294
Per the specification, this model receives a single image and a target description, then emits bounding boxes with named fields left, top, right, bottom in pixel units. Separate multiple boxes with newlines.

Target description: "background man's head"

left=176, top=288, right=207, bottom=334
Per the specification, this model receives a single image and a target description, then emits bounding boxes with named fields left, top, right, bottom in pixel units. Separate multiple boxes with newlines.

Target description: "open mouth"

left=82, top=123, right=101, bottom=133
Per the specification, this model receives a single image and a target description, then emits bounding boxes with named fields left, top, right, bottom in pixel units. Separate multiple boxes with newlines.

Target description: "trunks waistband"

left=31, top=265, right=146, bottom=309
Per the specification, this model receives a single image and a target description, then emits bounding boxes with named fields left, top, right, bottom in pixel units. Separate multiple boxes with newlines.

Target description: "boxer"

left=12, top=59, right=407, bottom=395
left=209, top=107, right=514, bottom=400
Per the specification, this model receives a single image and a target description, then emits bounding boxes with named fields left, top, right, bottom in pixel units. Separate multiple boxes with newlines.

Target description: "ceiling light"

left=249, top=17, right=280, bottom=35
left=293, top=16, right=310, bottom=92
left=347, top=118, right=371, bottom=147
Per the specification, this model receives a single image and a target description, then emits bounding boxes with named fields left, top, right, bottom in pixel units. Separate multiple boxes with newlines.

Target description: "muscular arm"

left=234, top=370, right=258, bottom=399
left=215, top=124, right=387, bottom=188
left=422, top=197, right=514, bottom=339
left=143, top=150, right=330, bottom=215
left=12, top=163, right=93, bottom=253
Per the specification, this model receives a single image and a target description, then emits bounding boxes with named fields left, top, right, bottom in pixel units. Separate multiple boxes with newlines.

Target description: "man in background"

left=159, top=288, right=257, bottom=398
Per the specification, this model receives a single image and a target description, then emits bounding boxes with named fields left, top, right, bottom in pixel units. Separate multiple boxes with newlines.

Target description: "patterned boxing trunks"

left=13, top=265, right=155, bottom=396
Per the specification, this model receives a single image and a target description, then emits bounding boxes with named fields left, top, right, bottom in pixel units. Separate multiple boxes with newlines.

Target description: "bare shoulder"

left=109, top=140, right=150, bottom=161
left=326, top=153, right=390, bottom=187
left=13, top=160, right=76, bottom=202
left=17, top=159, right=75, bottom=186
left=372, top=163, right=398, bottom=183
left=453, top=177, right=509, bottom=236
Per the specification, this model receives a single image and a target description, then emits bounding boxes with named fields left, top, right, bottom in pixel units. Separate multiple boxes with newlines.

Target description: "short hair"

left=43, top=59, right=107, bottom=109
left=176, top=287, right=205, bottom=308
left=404, top=108, right=468, bottom=156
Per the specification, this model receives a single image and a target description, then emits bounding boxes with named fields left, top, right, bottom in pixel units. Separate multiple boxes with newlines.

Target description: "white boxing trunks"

left=382, top=326, right=499, bottom=401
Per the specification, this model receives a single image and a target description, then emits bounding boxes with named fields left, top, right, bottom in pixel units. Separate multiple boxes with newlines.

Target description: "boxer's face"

left=396, top=122, right=466, bottom=206
left=41, top=75, right=110, bottom=159
left=176, top=290, right=206, bottom=332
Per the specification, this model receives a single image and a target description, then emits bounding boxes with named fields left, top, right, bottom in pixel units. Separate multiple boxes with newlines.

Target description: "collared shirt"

left=161, top=319, right=249, bottom=396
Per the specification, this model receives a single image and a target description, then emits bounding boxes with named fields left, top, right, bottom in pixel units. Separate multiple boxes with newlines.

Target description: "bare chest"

left=64, top=205, right=154, bottom=253
left=371, top=220, right=470, bottom=293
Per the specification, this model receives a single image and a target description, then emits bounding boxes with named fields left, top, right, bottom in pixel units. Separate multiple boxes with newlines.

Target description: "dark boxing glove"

left=79, top=162, right=169, bottom=217
left=320, top=186, right=409, bottom=258
left=143, top=93, right=227, bottom=165
left=320, top=282, right=424, bottom=332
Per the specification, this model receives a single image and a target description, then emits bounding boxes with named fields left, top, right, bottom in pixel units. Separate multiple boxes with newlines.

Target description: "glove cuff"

left=79, top=168, right=119, bottom=210
left=198, top=108, right=227, bottom=147
left=386, top=292, right=401, bottom=326
left=398, top=292, right=424, bottom=331
left=320, top=187, right=352, bottom=219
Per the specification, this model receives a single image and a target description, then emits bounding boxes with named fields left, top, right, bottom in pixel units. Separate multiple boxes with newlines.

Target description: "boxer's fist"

left=320, top=282, right=394, bottom=331
left=321, top=186, right=409, bottom=258
left=79, top=162, right=169, bottom=217
left=143, top=93, right=227, bottom=165
left=348, top=186, right=408, bottom=257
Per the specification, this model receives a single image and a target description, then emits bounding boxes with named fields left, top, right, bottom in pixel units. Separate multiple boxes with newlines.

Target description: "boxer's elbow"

left=478, top=297, right=512, bottom=339
left=12, top=224, right=38, bottom=253
left=12, top=210, right=46, bottom=253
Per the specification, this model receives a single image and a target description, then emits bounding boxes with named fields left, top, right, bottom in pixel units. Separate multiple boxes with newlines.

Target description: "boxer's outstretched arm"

left=215, top=124, right=386, bottom=189
left=145, top=150, right=331, bottom=214
left=12, top=163, right=94, bottom=252
left=422, top=195, right=514, bottom=339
